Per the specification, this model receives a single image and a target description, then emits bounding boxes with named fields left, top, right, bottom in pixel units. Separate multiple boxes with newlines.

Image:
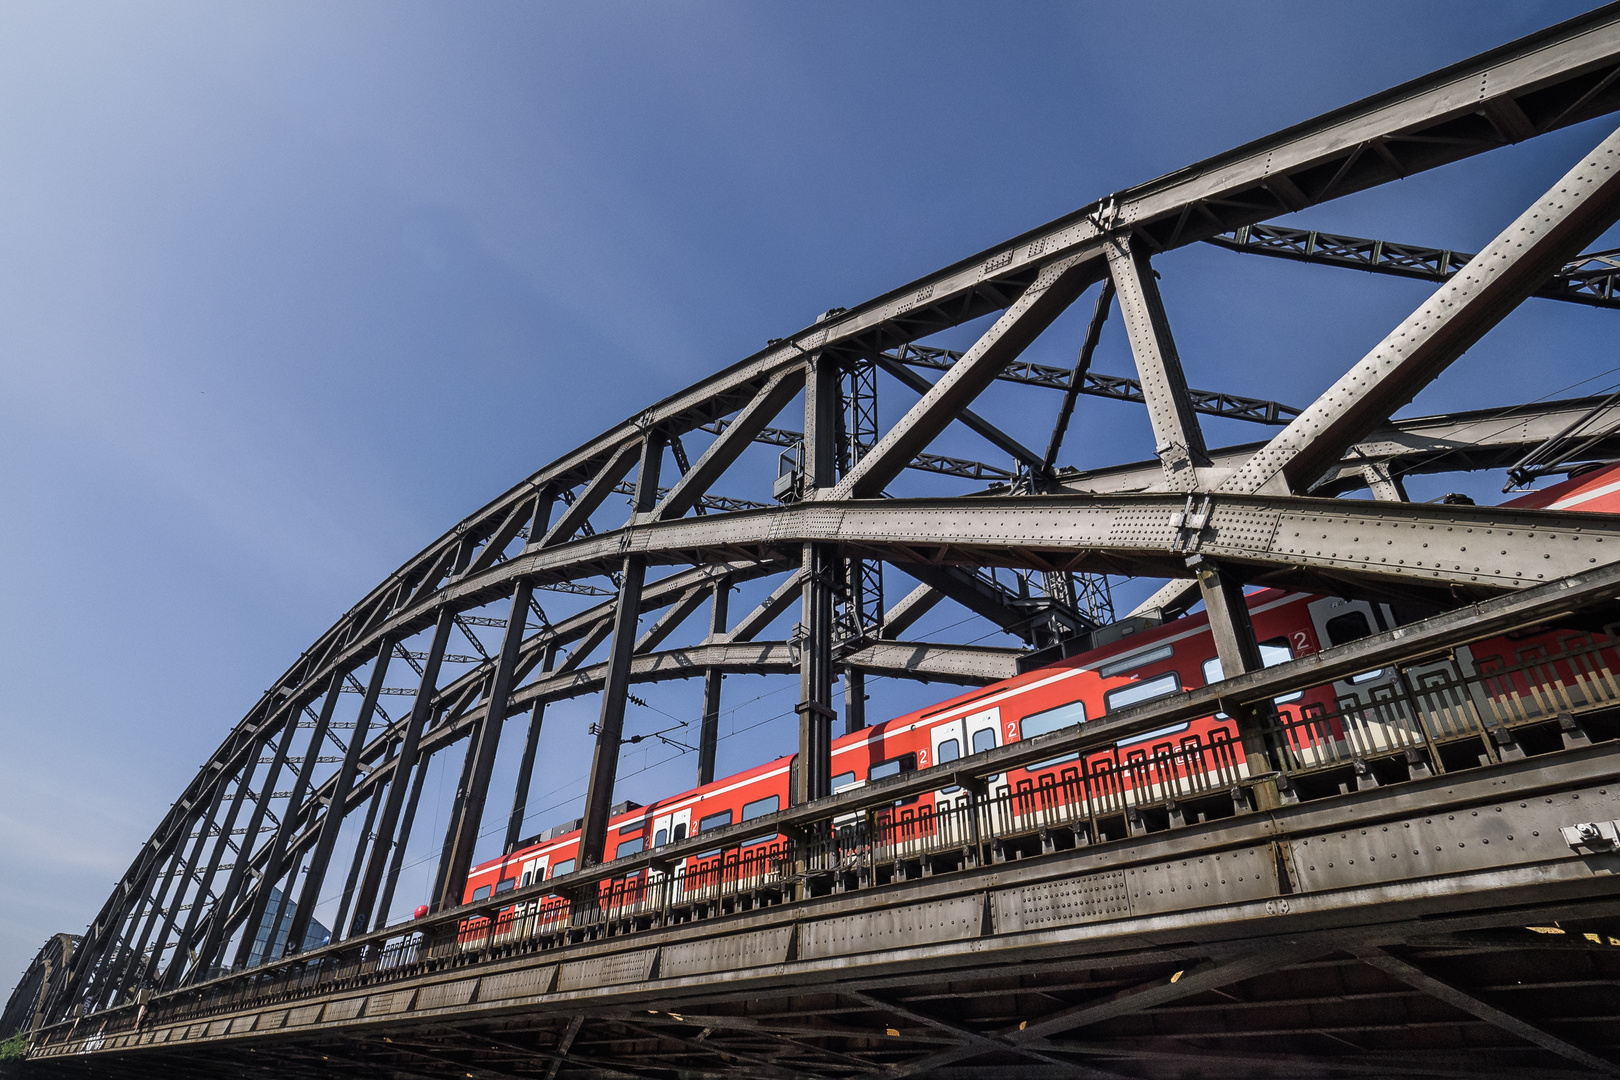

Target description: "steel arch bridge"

left=15, top=6, right=1620, bottom=1077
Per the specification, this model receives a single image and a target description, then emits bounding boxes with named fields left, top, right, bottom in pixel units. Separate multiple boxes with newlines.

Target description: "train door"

left=930, top=717, right=968, bottom=804
left=649, top=806, right=692, bottom=890
left=965, top=708, right=1006, bottom=800
left=831, top=767, right=866, bottom=836
left=520, top=855, right=547, bottom=888
left=515, top=855, right=548, bottom=923
left=1306, top=597, right=1482, bottom=762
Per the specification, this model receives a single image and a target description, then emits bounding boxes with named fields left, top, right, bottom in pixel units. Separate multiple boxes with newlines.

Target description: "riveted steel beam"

left=1059, top=394, right=1620, bottom=497
left=446, top=493, right=1620, bottom=608
left=1106, top=234, right=1211, bottom=488
left=1225, top=121, right=1620, bottom=497
left=834, top=254, right=1104, bottom=500
left=1209, top=222, right=1620, bottom=311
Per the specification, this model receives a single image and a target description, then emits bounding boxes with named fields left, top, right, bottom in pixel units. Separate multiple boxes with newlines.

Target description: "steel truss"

left=18, top=8, right=1620, bottom=1072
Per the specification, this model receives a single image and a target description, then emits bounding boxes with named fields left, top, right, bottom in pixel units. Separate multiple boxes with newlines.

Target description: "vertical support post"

left=506, top=645, right=557, bottom=853
left=844, top=669, right=867, bottom=734
left=578, top=432, right=663, bottom=867
left=797, top=358, right=839, bottom=805
left=376, top=744, right=432, bottom=925
left=696, top=579, right=729, bottom=787
left=287, top=638, right=394, bottom=953
left=432, top=576, right=536, bottom=914
left=349, top=608, right=456, bottom=936
left=1106, top=234, right=1211, bottom=489
left=431, top=726, right=481, bottom=907
left=330, top=782, right=385, bottom=941
left=1191, top=556, right=1281, bottom=811
left=795, top=543, right=836, bottom=805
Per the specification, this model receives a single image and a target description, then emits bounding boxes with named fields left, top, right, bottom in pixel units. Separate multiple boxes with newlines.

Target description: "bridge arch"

left=18, top=6, right=1620, bottom=1050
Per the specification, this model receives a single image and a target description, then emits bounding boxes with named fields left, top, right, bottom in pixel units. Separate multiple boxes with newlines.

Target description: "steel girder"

left=36, top=5, right=1620, bottom=1036
left=1057, top=394, right=1620, bottom=497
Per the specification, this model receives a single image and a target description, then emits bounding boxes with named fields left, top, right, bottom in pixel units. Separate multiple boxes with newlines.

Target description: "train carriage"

left=457, top=464, right=1620, bottom=923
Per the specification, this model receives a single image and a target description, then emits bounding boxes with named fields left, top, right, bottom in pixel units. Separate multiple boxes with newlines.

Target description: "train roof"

left=1501, top=462, right=1620, bottom=513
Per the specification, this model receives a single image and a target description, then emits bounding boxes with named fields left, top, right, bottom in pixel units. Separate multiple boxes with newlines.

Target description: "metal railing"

left=35, top=619, right=1620, bottom=1050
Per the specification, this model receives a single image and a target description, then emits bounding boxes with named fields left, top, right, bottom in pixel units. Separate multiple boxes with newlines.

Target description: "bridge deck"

left=24, top=740, right=1620, bottom=1079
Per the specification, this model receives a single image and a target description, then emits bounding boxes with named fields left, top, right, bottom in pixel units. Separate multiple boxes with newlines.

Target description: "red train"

left=461, top=463, right=1620, bottom=909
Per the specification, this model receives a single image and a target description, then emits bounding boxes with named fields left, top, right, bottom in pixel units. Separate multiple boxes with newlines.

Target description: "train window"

left=742, top=795, right=779, bottom=821
left=1201, top=640, right=1302, bottom=703
left=471, top=884, right=492, bottom=901
left=653, top=828, right=668, bottom=848
left=1098, top=644, right=1174, bottom=679
left=936, top=739, right=961, bottom=794
left=698, top=810, right=733, bottom=833
left=614, top=837, right=644, bottom=860
left=869, top=753, right=917, bottom=781
left=1324, top=610, right=1373, bottom=646
left=1103, top=672, right=1180, bottom=712
left=521, top=870, right=533, bottom=888
left=1021, top=701, right=1086, bottom=737
left=831, top=771, right=857, bottom=791
left=549, top=859, right=574, bottom=878
left=617, top=823, right=644, bottom=838
left=1020, top=702, right=1084, bottom=768
left=1323, top=611, right=1388, bottom=682
left=970, top=727, right=1000, bottom=782
left=673, top=822, right=687, bottom=841
left=738, top=796, right=781, bottom=846
left=495, top=877, right=516, bottom=894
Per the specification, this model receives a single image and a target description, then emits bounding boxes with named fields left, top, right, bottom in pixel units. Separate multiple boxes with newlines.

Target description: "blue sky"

left=1, top=0, right=1614, bottom=988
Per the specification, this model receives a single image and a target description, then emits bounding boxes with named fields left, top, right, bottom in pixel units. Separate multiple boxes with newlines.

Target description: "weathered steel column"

left=578, top=433, right=663, bottom=866
left=844, top=669, right=867, bottom=734
left=1107, top=234, right=1211, bottom=490
left=795, top=357, right=839, bottom=804
left=501, top=493, right=558, bottom=854
left=696, top=578, right=729, bottom=787
left=349, top=608, right=456, bottom=935
left=433, top=576, right=536, bottom=913
left=1191, top=556, right=1280, bottom=811
left=375, top=745, right=432, bottom=925
left=796, top=543, right=836, bottom=804
left=331, top=782, right=386, bottom=940
left=505, top=645, right=557, bottom=853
